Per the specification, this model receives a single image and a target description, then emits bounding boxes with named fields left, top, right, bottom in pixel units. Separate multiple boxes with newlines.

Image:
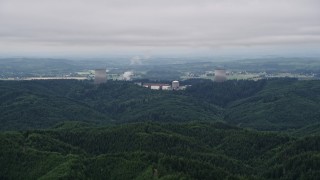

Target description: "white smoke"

left=142, top=54, right=151, bottom=60
left=130, top=56, right=142, bottom=65
left=130, top=55, right=151, bottom=65
left=122, top=71, right=134, bottom=81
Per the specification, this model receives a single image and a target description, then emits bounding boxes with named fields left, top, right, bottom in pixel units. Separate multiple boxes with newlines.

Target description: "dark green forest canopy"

left=225, top=79, right=320, bottom=130
left=0, top=80, right=223, bottom=130
left=1, top=78, right=320, bottom=131
left=1, top=122, right=319, bottom=179
left=1, top=79, right=320, bottom=179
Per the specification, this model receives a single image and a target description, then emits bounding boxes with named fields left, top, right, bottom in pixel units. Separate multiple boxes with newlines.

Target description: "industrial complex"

left=141, top=80, right=188, bottom=91
left=92, top=68, right=228, bottom=90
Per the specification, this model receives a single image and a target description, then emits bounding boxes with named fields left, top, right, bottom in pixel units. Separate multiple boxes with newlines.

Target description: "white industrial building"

left=141, top=81, right=188, bottom=91
left=162, top=85, right=171, bottom=90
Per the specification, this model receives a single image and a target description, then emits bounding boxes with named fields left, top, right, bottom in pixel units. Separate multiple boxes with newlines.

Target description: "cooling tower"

left=172, top=80, right=180, bottom=90
left=214, top=69, right=227, bottom=82
left=94, top=69, right=107, bottom=84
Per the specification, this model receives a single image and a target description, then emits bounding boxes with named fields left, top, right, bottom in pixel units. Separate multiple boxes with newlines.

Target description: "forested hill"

left=182, top=78, right=320, bottom=130
left=0, top=80, right=222, bottom=130
left=0, top=78, right=320, bottom=131
left=1, top=122, right=319, bottom=179
left=1, top=79, right=320, bottom=179
left=225, top=79, right=320, bottom=130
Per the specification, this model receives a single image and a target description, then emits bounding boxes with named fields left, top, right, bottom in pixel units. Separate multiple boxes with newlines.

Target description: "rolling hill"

left=1, top=78, right=320, bottom=131
left=0, top=80, right=222, bottom=130
left=1, top=122, right=319, bottom=179
left=225, top=79, right=320, bottom=130
left=1, top=79, right=320, bottom=179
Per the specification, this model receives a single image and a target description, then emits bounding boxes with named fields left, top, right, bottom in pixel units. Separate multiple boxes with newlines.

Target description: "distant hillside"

left=0, top=80, right=112, bottom=130
left=1, top=122, right=319, bottom=179
left=0, top=80, right=222, bottom=130
left=0, top=78, right=320, bottom=131
left=225, top=79, right=320, bottom=130
left=0, top=58, right=84, bottom=76
left=75, top=82, right=222, bottom=123
left=291, top=123, right=320, bottom=137
left=183, top=79, right=266, bottom=106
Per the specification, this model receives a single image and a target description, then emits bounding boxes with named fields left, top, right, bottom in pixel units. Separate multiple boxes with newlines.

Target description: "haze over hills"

left=1, top=57, right=320, bottom=81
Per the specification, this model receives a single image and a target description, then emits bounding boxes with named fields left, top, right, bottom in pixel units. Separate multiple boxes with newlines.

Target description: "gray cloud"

left=0, top=0, right=320, bottom=55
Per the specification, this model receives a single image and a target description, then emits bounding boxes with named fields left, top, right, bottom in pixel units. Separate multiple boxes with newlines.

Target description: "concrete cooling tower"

left=214, top=69, right=227, bottom=82
left=94, top=69, right=107, bottom=84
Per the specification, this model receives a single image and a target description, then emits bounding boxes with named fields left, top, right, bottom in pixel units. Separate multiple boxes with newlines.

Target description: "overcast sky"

left=0, top=0, right=320, bottom=57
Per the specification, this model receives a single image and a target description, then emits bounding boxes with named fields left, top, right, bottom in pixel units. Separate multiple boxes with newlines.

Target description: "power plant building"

left=143, top=83, right=170, bottom=90
left=172, top=80, right=180, bottom=90
left=141, top=81, right=188, bottom=91
left=162, top=85, right=171, bottom=90
left=214, top=69, right=227, bottom=82
left=94, top=69, right=107, bottom=84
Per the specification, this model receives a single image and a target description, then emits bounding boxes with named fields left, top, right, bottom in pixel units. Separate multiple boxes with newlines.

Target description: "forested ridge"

left=1, top=79, right=320, bottom=179
left=225, top=79, right=320, bottom=130
left=1, top=78, right=319, bottom=131
left=1, top=122, right=320, bottom=179
left=0, top=80, right=224, bottom=130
